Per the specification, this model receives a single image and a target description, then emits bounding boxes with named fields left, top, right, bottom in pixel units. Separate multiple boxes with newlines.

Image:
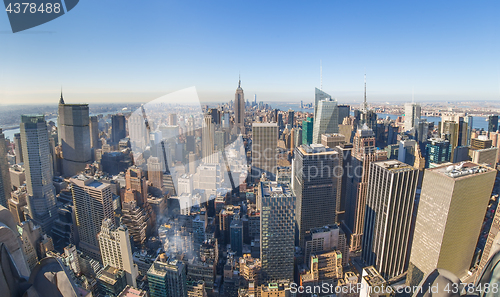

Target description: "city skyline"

left=1, top=1, right=500, bottom=104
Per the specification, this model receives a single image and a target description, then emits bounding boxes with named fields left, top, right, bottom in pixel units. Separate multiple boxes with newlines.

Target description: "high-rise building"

left=338, top=105, right=350, bottom=125
left=425, top=138, right=451, bottom=168
left=407, top=162, right=496, bottom=286
left=302, top=117, right=314, bottom=145
left=252, top=123, right=278, bottom=180
left=287, top=109, right=294, bottom=126
left=98, top=218, right=139, bottom=287
left=321, top=133, right=345, bottom=148
left=147, top=157, right=163, bottom=196
left=488, top=115, right=498, bottom=133
left=441, top=121, right=460, bottom=161
left=9, top=187, right=27, bottom=224
left=13, top=132, right=23, bottom=164
left=98, top=265, right=128, bottom=297
left=111, top=114, right=127, bottom=143
left=259, top=181, right=295, bottom=282
left=312, top=98, right=339, bottom=144
left=202, top=114, right=217, bottom=164
left=314, top=88, right=332, bottom=120
left=404, top=102, right=421, bottom=131
left=464, top=115, right=473, bottom=146
left=303, top=224, right=349, bottom=267
left=70, top=175, right=114, bottom=260
left=470, top=147, right=498, bottom=168
left=148, top=253, right=188, bottom=297
left=0, top=129, right=11, bottom=208
left=20, top=115, right=57, bottom=233
left=292, top=144, right=340, bottom=247
left=89, top=116, right=99, bottom=150
left=346, top=125, right=387, bottom=252
left=58, top=97, right=92, bottom=177
left=362, top=160, right=418, bottom=280
left=127, top=112, right=148, bottom=152
left=230, top=218, right=243, bottom=257
left=234, top=79, right=245, bottom=130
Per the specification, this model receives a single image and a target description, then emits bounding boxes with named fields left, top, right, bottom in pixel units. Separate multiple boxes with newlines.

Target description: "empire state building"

left=234, top=79, right=245, bottom=130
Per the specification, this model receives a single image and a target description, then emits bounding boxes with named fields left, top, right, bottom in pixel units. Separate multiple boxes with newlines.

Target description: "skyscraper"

left=98, top=218, right=139, bottom=287
left=362, top=160, right=418, bottom=280
left=234, top=79, right=245, bottom=130
left=259, top=181, right=295, bottom=282
left=425, top=138, right=451, bottom=168
left=338, top=105, right=350, bottom=125
left=89, top=116, right=100, bottom=150
left=20, top=115, right=57, bottom=233
left=58, top=96, right=92, bottom=177
left=111, top=114, right=127, bottom=143
left=147, top=156, right=163, bottom=196
left=252, top=123, right=278, bottom=180
left=70, top=175, right=114, bottom=260
left=13, top=132, right=23, bottom=164
left=0, top=129, right=11, bottom=208
left=202, top=114, right=217, bottom=164
left=127, top=112, right=148, bottom=152
left=312, top=98, right=339, bottom=144
left=292, top=144, right=340, bottom=247
left=407, top=162, right=496, bottom=286
left=346, top=125, right=387, bottom=252
left=404, top=102, right=421, bottom=131
left=302, top=117, right=314, bottom=145
left=287, top=109, right=294, bottom=126
left=314, top=88, right=332, bottom=120
left=488, top=115, right=498, bottom=133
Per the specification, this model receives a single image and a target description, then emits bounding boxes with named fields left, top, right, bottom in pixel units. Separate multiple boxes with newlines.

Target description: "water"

left=2, top=111, right=120, bottom=141
left=269, top=102, right=489, bottom=131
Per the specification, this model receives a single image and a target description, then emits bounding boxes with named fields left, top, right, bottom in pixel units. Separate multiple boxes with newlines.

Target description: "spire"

left=362, top=73, right=367, bottom=112
left=320, top=60, right=323, bottom=91
left=238, top=73, right=241, bottom=88
left=59, top=87, right=65, bottom=104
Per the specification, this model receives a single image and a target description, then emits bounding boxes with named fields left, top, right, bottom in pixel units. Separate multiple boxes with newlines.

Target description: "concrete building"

left=407, top=162, right=496, bottom=285
left=470, top=147, right=498, bottom=167
left=362, top=160, right=418, bottom=280
left=292, top=144, right=340, bottom=247
left=234, top=79, right=245, bottom=130
left=58, top=97, right=92, bottom=177
left=252, top=123, right=278, bottom=180
left=321, top=133, right=346, bottom=148
left=312, top=98, right=339, bottom=144
left=70, top=175, right=114, bottom=260
left=404, top=102, right=421, bottom=131
left=304, top=224, right=349, bottom=267
left=20, top=115, right=57, bottom=233
left=259, top=181, right=295, bottom=282
left=98, top=218, right=139, bottom=287
left=346, top=125, right=387, bottom=252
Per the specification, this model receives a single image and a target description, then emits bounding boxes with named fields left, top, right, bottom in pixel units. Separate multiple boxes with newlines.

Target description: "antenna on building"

left=320, top=60, right=323, bottom=90
left=363, top=73, right=368, bottom=112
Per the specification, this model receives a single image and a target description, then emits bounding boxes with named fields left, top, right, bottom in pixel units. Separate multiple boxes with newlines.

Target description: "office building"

left=404, top=102, right=421, bottom=131
left=147, top=253, right=187, bottom=297
left=346, top=125, right=387, bottom=252
left=338, top=104, right=350, bottom=125
left=202, top=114, right=217, bottom=164
left=252, top=123, right=278, bottom=180
left=98, top=218, right=139, bottom=287
left=362, top=160, right=418, bottom=280
left=98, top=265, right=128, bottom=297
left=58, top=98, right=92, bottom=177
left=425, top=138, right=451, bottom=168
left=407, top=162, right=496, bottom=285
left=70, top=175, right=114, bottom=260
left=89, top=116, right=100, bottom=150
left=234, top=79, right=245, bottom=130
left=13, top=132, right=23, bottom=164
left=464, top=115, right=473, bottom=146
left=312, top=98, right=339, bottom=144
left=127, top=112, right=148, bottom=152
left=292, top=144, right=340, bottom=247
left=111, top=114, right=127, bottom=143
left=321, top=133, right=346, bottom=148
left=147, top=156, right=163, bottom=196
left=488, top=115, right=498, bottom=133
left=470, top=147, right=498, bottom=168
left=230, top=218, right=243, bottom=257
left=0, top=129, right=11, bottom=208
left=20, top=115, right=57, bottom=233
left=304, top=224, right=349, bottom=267
left=314, top=88, right=332, bottom=120
left=287, top=109, right=294, bottom=126
left=471, top=137, right=492, bottom=150
left=259, top=181, right=295, bottom=282
left=302, top=117, right=314, bottom=145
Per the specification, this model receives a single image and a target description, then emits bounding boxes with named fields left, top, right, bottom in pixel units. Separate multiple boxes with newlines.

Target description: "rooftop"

left=431, top=162, right=493, bottom=179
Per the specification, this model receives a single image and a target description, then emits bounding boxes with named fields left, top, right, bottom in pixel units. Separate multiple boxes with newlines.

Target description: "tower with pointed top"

left=234, top=78, right=245, bottom=131
left=57, top=92, right=92, bottom=177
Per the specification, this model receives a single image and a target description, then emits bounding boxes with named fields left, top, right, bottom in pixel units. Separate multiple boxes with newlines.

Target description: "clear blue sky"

left=0, top=0, right=499, bottom=104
